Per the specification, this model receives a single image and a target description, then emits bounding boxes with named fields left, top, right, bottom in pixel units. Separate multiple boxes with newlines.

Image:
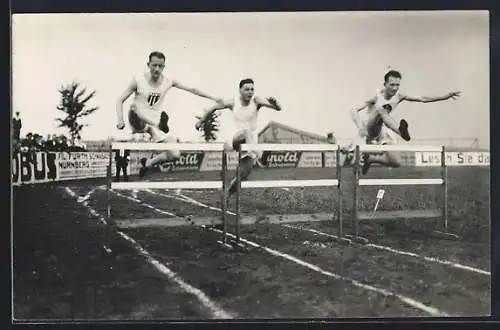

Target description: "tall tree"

left=196, top=111, right=220, bottom=142
left=55, top=82, right=99, bottom=143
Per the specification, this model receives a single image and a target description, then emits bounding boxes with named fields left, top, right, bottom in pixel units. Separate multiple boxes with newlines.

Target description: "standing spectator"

left=326, top=132, right=336, bottom=144
left=32, top=134, right=43, bottom=151
left=44, top=135, right=56, bottom=152
left=13, top=112, right=22, bottom=141
left=115, top=148, right=131, bottom=182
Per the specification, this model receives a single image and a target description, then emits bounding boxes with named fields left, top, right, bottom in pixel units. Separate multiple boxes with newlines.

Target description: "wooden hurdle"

left=235, top=143, right=350, bottom=246
left=107, top=142, right=233, bottom=244
left=346, top=144, right=460, bottom=244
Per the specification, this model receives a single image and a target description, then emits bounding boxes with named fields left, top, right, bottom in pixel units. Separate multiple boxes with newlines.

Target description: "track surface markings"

left=65, top=187, right=233, bottom=320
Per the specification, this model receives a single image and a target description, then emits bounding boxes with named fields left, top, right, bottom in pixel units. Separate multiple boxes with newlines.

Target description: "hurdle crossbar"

left=359, top=178, right=443, bottom=186
left=349, top=145, right=459, bottom=242
left=111, top=142, right=226, bottom=151
left=111, top=181, right=222, bottom=190
left=358, top=144, right=442, bottom=152
left=242, top=179, right=339, bottom=188
left=241, top=143, right=340, bottom=152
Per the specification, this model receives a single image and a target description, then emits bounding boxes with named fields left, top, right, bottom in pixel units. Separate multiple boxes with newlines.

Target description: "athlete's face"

left=240, top=83, right=255, bottom=101
left=384, top=76, right=401, bottom=97
left=148, top=56, right=165, bottom=80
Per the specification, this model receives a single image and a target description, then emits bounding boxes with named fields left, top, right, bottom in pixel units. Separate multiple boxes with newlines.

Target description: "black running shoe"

left=159, top=111, right=169, bottom=134
left=361, top=153, right=371, bottom=175
left=399, top=119, right=411, bottom=141
left=139, top=157, right=148, bottom=178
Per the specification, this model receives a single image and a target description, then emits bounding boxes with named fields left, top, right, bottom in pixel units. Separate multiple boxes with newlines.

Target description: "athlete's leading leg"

left=226, top=130, right=258, bottom=200
left=139, top=133, right=180, bottom=177
left=376, top=104, right=411, bottom=141
left=361, top=132, right=401, bottom=175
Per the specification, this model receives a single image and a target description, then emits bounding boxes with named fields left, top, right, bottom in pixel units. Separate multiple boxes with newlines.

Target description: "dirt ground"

left=12, top=166, right=491, bottom=320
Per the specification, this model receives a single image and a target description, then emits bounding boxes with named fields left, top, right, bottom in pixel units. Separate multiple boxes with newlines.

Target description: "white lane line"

left=127, top=189, right=450, bottom=317
left=284, top=225, right=490, bottom=276
left=64, top=187, right=232, bottom=320
left=142, top=188, right=489, bottom=277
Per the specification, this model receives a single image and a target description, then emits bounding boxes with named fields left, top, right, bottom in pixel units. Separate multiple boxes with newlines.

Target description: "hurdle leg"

left=345, top=145, right=369, bottom=244
left=217, top=150, right=234, bottom=250
left=334, top=146, right=351, bottom=245
left=223, top=150, right=247, bottom=251
left=106, top=144, right=115, bottom=227
left=431, top=146, right=460, bottom=240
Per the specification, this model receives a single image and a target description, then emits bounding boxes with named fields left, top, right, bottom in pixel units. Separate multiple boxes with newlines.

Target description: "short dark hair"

left=239, top=78, right=254, bottom=89
left=148, top=51, right=166, bottom=62
left=384, top=70, right=402, bottom=83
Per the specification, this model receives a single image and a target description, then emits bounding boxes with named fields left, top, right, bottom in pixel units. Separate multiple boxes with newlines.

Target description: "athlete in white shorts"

left=116, top=51, right=222, bottom=177
left=351, top=70, right=461, bottom=174
left=195, top=78, right=282, bottom=201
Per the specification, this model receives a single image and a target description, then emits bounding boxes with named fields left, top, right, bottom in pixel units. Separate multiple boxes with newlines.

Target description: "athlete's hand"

left=267, top=97, right=281, bottom=110
left=116, top=120, right=125, bottom=130
left=448, top=91, right=461, bottom=100
left=194, top=116, right=204, bottom=130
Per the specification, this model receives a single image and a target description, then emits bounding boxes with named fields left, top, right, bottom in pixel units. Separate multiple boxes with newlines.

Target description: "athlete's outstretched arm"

left=400, top=91, right=461, bottom=103
left=172, top=80, right=223, bottom=103
left=195, top=99, right=234, bottom=130
left=116, top=79, right=137, bottom=129
left=350, top=96, right=376, bottom=136
left=255, top=96, right=282, bottom=111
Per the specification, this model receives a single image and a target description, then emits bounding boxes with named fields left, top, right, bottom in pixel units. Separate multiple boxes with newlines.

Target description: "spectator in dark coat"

left=13, top=112, right=22, bottom=141
left=115, top=149, right=131, bottom=181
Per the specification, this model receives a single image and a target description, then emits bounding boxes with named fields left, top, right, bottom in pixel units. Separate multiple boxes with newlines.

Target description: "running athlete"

left=116, top=51, right=222, bottom=177
left=351, top=70, right=461, bottom=174
left=195, top=78, right=282, bottom=201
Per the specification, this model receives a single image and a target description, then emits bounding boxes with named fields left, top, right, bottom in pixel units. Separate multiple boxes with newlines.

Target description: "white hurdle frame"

left=236, top=143, right=347, bottom=245
left=350, top=144, right=459, bottom=243
left=107, top=142, right=230, bottom=245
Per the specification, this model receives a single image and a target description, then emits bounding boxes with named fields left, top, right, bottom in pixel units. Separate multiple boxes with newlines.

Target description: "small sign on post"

left=371, top=189, right=385, bottom=217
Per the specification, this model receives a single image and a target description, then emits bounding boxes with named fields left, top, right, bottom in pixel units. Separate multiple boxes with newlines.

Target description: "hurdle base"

left=344, top=234, right=370, bottom=245
left=331, top=235, right=352, bottom=245
left=114, top=212, right=333, bottom=229
left=430, top=230, right=460, bottom=240
left=216, top=240, right=235, bottom=250
left=222, top=237, right=251, bottom=252
left=358, top=209, right=441, bottom=221
left=115, top=216, right=222, bottom=229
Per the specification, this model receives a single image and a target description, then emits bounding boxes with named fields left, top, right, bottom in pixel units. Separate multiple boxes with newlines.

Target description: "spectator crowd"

left=12, top=112, right=87, bottom=155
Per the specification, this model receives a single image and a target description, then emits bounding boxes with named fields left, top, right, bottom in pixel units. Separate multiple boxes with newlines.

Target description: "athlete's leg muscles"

left=376, top=106, right=411, bottom=141
left=144, top=134, right=180, bottom=168
left=226, top=130, right=256, bottom=198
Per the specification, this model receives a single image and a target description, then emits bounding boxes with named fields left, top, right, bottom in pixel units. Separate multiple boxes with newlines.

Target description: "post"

left=221, top=149, right=228, bottom=244
left=107, top=142, right=113, bottom=223
left=235, top=150, right=242, bottom=242
left=336, top=145, right=343, bottom=237
left=353, top=145, right=360, bottom=238
left=441, top=146, right=448, bottom=232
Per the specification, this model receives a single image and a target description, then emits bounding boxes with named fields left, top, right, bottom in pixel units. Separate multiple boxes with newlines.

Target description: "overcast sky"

left=12, top=11, right=489, bottom=148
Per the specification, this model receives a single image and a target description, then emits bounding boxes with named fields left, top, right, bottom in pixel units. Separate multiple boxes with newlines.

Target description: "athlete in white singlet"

left=351, top=70, right=461, bottom=174
left=116, top=51, right=222, bottom=177
left=195, top=78, right=282, bottom=200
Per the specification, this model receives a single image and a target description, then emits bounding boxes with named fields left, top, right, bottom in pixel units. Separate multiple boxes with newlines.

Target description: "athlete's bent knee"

left=128, top=106, right=146, bottom=132
left=232, top=132, right=247, bottom=151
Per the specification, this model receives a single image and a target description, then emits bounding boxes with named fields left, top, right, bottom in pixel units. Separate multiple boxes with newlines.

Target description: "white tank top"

left=133, top=72, right=174, bottom=111
left=232, top=96, right=259, bottom=133
left=370, top=88, right=402, bottom=113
